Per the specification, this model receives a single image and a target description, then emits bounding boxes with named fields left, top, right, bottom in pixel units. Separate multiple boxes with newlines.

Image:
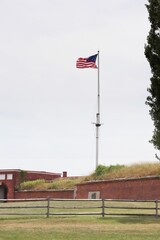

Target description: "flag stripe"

left=76, top=54, right=98, bottom=68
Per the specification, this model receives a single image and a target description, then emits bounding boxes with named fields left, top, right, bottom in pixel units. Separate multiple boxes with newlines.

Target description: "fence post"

left=102, top=199, right=105, bottom=218
left=155, top=199, right=158, bottom=219
left=46, top=198, right=50, bottom=218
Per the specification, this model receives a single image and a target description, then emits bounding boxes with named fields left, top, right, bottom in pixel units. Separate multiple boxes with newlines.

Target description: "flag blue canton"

left=87, top=54, right=98, bottom=62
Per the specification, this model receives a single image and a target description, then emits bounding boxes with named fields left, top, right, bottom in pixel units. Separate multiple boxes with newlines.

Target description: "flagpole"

left=95, top=50, right=101, bottom=168
left=76, top=52, right=101, bottom=169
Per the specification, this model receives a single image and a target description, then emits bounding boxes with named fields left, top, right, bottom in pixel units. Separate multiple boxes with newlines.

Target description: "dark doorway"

left=0, top=185, right=7, bottom=199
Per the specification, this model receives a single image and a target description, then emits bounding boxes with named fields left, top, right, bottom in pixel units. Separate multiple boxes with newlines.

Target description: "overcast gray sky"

left=0, top=0, right=156, bottom=176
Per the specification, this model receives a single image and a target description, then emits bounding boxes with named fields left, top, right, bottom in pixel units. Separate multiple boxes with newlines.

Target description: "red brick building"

left=1, top=169, right=160, bottom=201
left=0, top=169, right=61, bottom=199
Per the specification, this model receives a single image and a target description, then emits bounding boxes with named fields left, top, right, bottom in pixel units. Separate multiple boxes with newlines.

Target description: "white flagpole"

left=95, top=50, right=101, bottom=168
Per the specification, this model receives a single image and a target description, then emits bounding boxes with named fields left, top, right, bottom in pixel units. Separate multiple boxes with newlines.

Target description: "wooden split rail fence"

left=0, top=198, right=159, bottom=218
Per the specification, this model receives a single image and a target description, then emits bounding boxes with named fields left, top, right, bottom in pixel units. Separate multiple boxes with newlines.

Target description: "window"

left=7, top=174, right=13, bottom=180
left=0, top=174, right=5, bottom=180
left=88, top=191, right=100, bottom=199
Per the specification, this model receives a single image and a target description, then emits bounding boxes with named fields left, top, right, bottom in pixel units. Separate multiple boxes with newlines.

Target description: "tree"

left=145, top=0, right=160, bottom=150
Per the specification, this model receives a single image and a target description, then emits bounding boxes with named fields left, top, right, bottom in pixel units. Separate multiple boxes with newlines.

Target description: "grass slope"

left=19, top=163, right=160, bottom=191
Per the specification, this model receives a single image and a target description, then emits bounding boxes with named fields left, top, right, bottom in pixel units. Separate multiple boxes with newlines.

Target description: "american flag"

left=76, top=54, right=98, bottom=68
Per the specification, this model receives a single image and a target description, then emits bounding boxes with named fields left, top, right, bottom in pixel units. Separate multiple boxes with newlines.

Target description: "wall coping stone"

left=76, top=175, right=160, bottom=186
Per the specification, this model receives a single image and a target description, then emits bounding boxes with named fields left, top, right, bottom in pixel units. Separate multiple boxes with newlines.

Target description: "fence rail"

left=0, top=198, right=159, bottom=218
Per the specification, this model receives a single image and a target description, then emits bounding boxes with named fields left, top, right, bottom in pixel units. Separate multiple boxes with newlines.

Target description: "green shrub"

left=95, top=165, right=108, bottom=176
left=89, top=164, right=125, bottom=180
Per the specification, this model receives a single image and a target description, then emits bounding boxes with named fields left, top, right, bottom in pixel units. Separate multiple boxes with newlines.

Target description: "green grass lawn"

left=0, top=200, right=160, bottom=240
left=0, top=216, right=160, bottom=240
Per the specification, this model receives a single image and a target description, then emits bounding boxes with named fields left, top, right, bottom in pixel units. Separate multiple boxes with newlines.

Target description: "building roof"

left=0, top=169, right=61, bottom=176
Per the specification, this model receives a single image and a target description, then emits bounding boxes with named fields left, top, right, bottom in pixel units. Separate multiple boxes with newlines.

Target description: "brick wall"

left=15, top=189, right=74, bottom=199
left=24, top=171, right=61, bottom=181
left=76, top=176, right=160, bottom=200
